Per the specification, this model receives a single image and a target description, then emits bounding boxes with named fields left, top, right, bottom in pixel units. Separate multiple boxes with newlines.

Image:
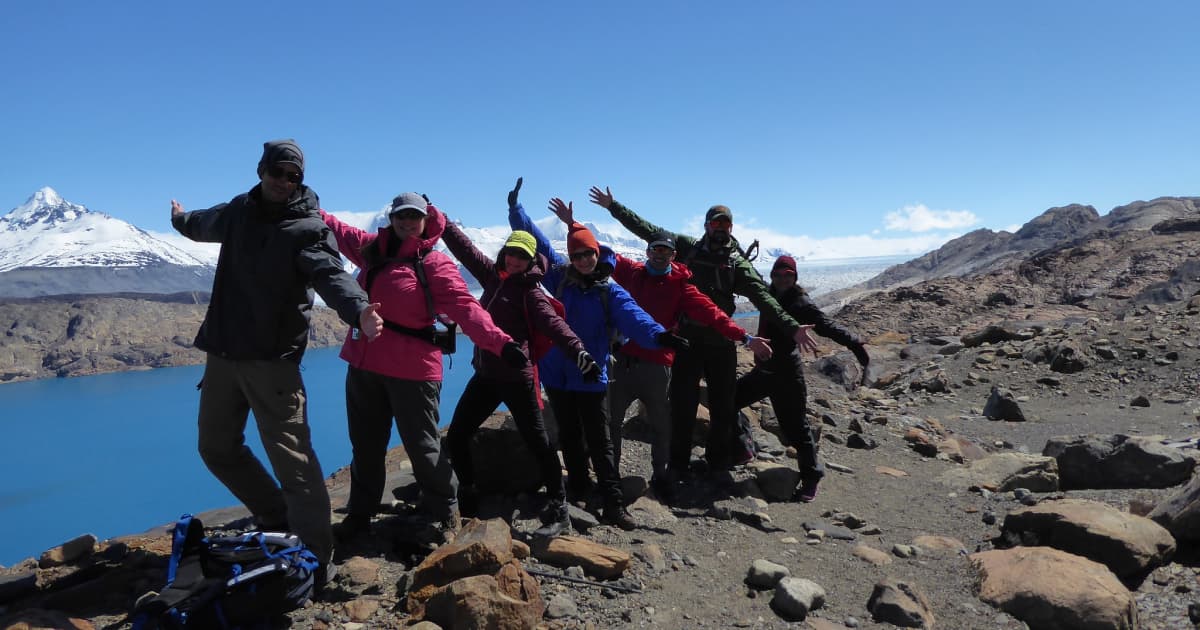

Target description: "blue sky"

left=2, top=1, right=1197, bottom=260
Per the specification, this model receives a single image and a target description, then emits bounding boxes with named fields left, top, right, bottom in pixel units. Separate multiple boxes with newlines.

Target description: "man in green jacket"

left=589, top=186, right=816, bottom=487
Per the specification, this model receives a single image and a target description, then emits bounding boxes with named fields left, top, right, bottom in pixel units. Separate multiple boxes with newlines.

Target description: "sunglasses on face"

left=707, top=218, right=732, bottom=228
left=647, top=246, right=675, bottom=255
left=770, top=271, right=796, bottom=279
left=390, top=210, right=425, bottom=221
left=266, top=164, right=302, bottom=184
left=569, top=250, right=597, bottom=261
left=505, top=249, right=533, bottom=261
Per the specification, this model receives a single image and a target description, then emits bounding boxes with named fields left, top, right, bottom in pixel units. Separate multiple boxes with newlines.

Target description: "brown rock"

left=912, top=535, right=966, bottom=555
left=530, top=535, right=632, bottom=579
left=38, top=534, right=97, bottom=569
left=970, top=547, right=1137, bottom=630
left=510, top=540, right=530, bottom=560
left=495, top=560, right=544, bottom=619
left=344, top=597, right=380, bottom=622
left=0, top=608, right=95, bottom=630
left=852, top=545, right=893, bottom=566
left=340, top=556, right=382, bottom=587
left=866, top=579, right=935, bottom=628
left=408, top=518, right=515, bottom=609
left=875, top=465, right=909, bottom=477
left=418, top=574, right=541, bottom=630
left=1002, top=498, right=1175, bottom=580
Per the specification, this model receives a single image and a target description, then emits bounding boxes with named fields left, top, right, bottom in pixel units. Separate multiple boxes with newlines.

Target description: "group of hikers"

left=170, top=139, right=871, bottom=590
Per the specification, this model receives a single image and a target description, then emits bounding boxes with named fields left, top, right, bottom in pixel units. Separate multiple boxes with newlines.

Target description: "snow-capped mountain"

left=0, top=188, right=215, bottom=297
left=0, top=188, right=213, bottom=272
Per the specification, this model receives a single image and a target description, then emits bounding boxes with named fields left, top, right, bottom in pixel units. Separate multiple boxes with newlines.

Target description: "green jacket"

left=606, top=201, right=802, bottom=345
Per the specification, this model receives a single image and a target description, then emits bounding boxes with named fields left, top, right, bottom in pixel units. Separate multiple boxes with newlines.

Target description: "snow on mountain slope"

left=0, top=188, right=211, bottom=273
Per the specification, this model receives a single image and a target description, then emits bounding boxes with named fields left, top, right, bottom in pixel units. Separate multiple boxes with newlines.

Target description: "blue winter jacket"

left=508, top=204, right=665, bottom=392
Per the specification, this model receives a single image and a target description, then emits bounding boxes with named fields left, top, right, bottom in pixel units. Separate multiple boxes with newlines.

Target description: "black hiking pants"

left=669, top=338, right=740, bottom=473
left=446, top=375, right=565, bottom=502
left=735, top=352, right=823, bottom=481
left=545, top=387, right=622, bottom=509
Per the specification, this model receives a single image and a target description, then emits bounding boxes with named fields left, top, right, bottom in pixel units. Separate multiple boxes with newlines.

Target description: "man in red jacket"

left=548, top=201, right=771, bottom=501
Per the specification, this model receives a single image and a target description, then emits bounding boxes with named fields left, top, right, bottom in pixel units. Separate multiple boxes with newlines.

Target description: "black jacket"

left=172, top=185, right=368, bottom=361
left=758, top=284, right=866, bottom=371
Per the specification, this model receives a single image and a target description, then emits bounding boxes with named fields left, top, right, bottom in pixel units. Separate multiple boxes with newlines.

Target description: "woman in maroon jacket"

left=320, top=194, right=524, bottom=542
left=440, top=202, right=598, bottom=537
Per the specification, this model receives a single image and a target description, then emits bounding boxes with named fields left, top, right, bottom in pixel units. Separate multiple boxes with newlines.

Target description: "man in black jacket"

left=735, top=256, right=869, bottom=502
left=171, top=139, right=383, bottom=585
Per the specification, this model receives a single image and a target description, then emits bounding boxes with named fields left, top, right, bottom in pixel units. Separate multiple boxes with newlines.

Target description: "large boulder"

left=1043, top=434, right=1195, bottom=489
left=530, top=535, right=631, bottom=579
left=970, top=547, right=1137, bottom=630
left=866, top=580, right=935, bottom=628
left=939, top=452, right=1059, bottom=492
left=983, top=386, right=1026, bottom=421
left=417, top=573, right=541, bottom=630
left=1149, top=472, right=1200, bottom=544
left=1001, top=498, right=1175, bottom=581
left=462, top=414, right=544, bottom=494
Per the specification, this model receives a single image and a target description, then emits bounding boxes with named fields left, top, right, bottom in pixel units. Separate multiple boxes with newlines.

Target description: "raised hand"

left=359, top=303, right=384, bottom=341
left=508, top=177, right=523, bottom=208
left=548, top=198, right=574, bottom=224
left=793, top=324, right=818, bottom=356
left=171, top=199, right=185, bottom=219
left=588, top=186, right=614, bottom=209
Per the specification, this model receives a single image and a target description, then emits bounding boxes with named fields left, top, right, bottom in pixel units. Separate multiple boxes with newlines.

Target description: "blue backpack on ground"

left=131, top=514, right=319, bottom=629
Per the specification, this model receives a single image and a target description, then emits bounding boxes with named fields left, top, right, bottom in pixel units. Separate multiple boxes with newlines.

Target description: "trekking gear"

left=131, top=514, right=319, bottom=629
left=534, top=500, right=571, bottom=538
left=602, top=505, right=637, bottom=531
left=362, top=250, right=458, bottom=354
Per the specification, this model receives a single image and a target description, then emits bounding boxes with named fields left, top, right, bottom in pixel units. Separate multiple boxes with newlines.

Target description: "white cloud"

left=884, top=204, right=978, bottom=232
left=676, top=215, right=961, bottom=261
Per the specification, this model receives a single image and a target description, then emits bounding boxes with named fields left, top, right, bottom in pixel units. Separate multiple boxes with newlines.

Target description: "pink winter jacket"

left=321, top=206, right=512, bottom=381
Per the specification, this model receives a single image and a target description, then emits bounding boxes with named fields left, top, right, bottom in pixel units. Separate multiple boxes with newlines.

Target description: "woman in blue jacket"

left=507, top=183, right=687, bottom=529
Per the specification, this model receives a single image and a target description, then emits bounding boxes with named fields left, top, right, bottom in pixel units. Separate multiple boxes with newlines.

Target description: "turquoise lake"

left=0, top=341, right=478, bottom=566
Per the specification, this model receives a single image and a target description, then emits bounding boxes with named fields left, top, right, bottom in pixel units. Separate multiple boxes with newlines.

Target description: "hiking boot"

left=602, top=505, right=637, bottom=531
left=534, top=501, right=571, bottom=538
left=794, top=478, right=820, bottom=503
left=650, top=473, right=676, bottom=505
left=332, top=514, right=371, bottom=543
left=437, top=510, right=461, bottom=544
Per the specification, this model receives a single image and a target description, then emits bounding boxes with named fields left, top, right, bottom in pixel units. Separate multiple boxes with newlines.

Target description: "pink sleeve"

left=425, top=253, right=512, bottom=354
left=320, top=209, right=372, bottom=269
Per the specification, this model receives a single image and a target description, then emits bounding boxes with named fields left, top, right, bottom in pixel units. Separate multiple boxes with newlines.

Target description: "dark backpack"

left=131, top=515, right=319, bottom=629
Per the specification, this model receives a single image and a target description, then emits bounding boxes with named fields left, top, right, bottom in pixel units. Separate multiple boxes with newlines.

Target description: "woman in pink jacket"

left=320, top=193, right=527, bottom=542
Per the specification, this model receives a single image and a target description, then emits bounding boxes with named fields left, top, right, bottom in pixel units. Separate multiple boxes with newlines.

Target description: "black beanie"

left=258, top=139, right=305, bottom=174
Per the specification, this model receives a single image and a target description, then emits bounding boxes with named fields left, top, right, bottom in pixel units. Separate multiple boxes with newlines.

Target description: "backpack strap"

left=131, top=515, right=227, bottom=629
left=363, top=251, right=457, bottom=346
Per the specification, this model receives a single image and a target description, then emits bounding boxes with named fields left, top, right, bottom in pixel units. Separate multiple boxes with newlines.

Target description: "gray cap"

left=389, top=192, right=428, bottom=215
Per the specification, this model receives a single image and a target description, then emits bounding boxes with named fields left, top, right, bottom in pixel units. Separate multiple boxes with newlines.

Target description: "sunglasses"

left=266, top=164, right=303, bottom=184
left=707, top=218, right=732, bottom=228
left=569, top=250, right=597, bottom=261
left=389, top=209, right=425, bottom=221
left=505, top=248, right=533, bottom=261
left=770, top=271, right=796, bottom=278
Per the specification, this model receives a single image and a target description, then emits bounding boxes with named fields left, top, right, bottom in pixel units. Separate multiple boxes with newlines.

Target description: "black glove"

left=656, top=332, right=690, bottom=352
left=507, top=177, right=523, bottom=208
left=501, top=341, right=529, bottom=369
left=577, top=351, right=601, bottom=383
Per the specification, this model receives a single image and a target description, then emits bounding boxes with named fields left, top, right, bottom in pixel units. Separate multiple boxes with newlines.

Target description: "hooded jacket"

left=321, top=205, right=512, bottom=381
left=508, top=204, right=666, bottom=391
left=603, top=200, right=804, bottom=346
left=440, top=216, right=587, bottom=384
left=611, top=255, right=747, bottom=366
left=172, top=184, right=368, bottom=362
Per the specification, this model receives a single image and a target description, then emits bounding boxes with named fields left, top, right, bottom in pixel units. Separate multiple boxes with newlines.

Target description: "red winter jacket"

left=321, top=207, right=512, bottom=381
left=612, top=255, right=746, bottom=366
